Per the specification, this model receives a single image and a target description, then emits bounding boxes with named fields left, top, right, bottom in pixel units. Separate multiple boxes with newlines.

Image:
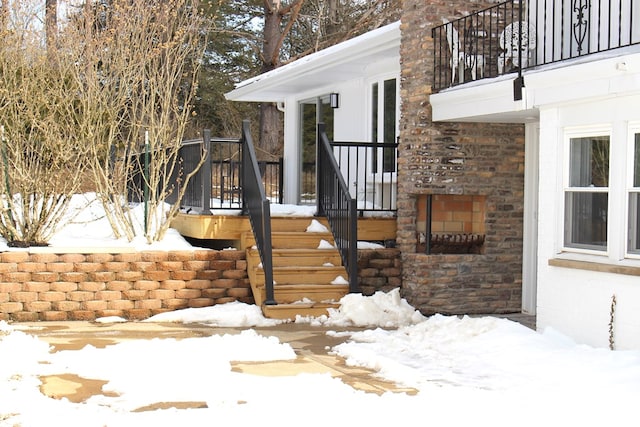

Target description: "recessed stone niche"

left=416, top=194, right=486, bottom=254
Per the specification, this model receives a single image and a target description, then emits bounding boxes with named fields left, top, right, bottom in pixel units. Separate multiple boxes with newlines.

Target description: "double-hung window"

left=564, top=132, right=610, bottom=252
left=629, top=130, right=640, bottom=255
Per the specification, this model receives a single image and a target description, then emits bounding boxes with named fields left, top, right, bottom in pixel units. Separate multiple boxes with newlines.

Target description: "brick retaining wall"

left=0, top=248, right=401, bottom=322
left=0, top=249, right=250, bottom=322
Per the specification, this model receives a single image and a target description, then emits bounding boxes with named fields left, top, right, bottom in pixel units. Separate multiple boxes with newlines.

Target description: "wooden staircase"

left=243, top=217, right=350, bottom=320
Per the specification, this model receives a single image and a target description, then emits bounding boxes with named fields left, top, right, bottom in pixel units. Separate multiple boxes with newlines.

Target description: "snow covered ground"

left=0, top=193, right=387, bottom=251
left=0, top=193, right=195, bottom=252
left=1, top=290, right=640, bottom=427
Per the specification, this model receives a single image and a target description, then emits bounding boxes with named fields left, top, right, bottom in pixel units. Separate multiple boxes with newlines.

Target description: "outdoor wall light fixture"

left=330, top=92, right=340, bottom=109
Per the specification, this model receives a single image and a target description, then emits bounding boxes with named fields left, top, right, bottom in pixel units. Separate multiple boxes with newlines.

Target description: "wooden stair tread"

left=254, top=267, right=349, bottom=286
left=251, top=283, right=348, bottom=305
left=267, top=266, right=346, bottom=272
left=268, top=217, right=330, bottom=232
left=248, top=247, right=340, bottom=255
left=261, top=301, right=340, bottom=320
left=244, top=215, right=350, bottom=318
left=254, top=283, right=349, bottom=290
left=242, top=231, right=336, bottom=250
left=246, top=248, right=342, bottom=264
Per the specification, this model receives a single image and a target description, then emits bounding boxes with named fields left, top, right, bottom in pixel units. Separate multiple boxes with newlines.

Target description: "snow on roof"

left=225, top=21, right=401, bottom=103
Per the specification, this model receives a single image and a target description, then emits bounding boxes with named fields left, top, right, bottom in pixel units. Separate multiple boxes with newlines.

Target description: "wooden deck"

left=170, top=213, right=397, bottom=244
left=170, top=212, right=397, bottom=320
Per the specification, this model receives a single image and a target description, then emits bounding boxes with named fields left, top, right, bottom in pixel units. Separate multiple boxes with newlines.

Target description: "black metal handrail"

left=178, top=131, right=216, bottom=212
left=125, top=140, right=213, bottom=208
left=433, top=0, right=640, bottom=91
left=330, top=140, right=398, bottom=215
left=317, top=123, right=358, bottom=294
left=177, top=132, right=283, bottom=213
left=241, top=120, right=275, bottom=306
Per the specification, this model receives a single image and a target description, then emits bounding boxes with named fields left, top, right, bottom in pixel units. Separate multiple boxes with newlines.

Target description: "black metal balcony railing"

left=300, top=145, right=398, bottom=215
left=433, top=0, right=640, bottom=92
left=330, top=141, right=398, bottom=215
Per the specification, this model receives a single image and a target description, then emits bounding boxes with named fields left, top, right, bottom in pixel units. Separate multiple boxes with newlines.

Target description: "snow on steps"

left=245, top=217, right=350, bottom=320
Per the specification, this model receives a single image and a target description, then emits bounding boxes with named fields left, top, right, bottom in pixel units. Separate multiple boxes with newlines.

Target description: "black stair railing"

left=317, top=123, right=358, bottom=294
left=240, top=120, right=276, bottom=305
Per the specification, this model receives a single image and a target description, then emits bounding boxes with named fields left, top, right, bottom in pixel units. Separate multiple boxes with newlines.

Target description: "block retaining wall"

left=0, top=249, right=250, bottom=322
left=0, top=248, right=401, bottom=322
left=358, top=248, right=402, bottom=296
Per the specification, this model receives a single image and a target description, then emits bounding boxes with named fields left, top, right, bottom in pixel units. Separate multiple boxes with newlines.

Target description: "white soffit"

left=225, top=21, right=401, bottom=103
left=431, top=48, right=640, bottom=124
left=430, top=76, right=536, bottom=123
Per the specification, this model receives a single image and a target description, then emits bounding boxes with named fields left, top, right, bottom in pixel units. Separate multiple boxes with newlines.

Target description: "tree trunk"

left=258, top=1, right=285, bottom=156
left=0, top=1, right=8, bottom=33
left=326, top=0, right=340, bottom=35
left=45, top=0, right=57, bottom=58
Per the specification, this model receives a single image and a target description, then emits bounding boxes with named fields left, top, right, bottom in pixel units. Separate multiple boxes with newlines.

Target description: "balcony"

left=432, top=0, right=640, bottom=93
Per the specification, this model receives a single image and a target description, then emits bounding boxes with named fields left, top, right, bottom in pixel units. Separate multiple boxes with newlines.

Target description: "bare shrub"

left=0, top=0, right=207, bottom=246
left=0, top=20, right=90, bottom=245
left=63, top=0, right=208, bottom=243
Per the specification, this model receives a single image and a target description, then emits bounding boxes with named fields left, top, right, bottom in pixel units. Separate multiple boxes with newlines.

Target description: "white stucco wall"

left=280, top=58, right=399, bottom=205
left=332, top=79, right=368, bottom=141
left=536, top=94, right=640, bottom=350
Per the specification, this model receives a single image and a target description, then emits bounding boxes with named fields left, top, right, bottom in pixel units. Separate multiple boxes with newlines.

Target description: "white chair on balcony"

left=442, top=18, right=485, bottom=84
left=498, top=21, right=536, bottom=74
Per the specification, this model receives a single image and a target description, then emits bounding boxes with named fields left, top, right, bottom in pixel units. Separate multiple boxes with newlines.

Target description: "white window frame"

left=626, top=123, right=640, bottom=258
left=561, top=126, right=611, bottom=255
left=367, top=72, right=400, bottom=176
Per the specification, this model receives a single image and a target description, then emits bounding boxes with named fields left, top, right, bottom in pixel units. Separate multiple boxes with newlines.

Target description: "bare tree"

left=255, top=0, right=399, bottom=153
left=294, top=0, right=401, bottom=59
left=0, top=1, right=8, bottom=33
left=0, top=0, right=207, bottom=245
left=63, top=0, right=208, bottom=243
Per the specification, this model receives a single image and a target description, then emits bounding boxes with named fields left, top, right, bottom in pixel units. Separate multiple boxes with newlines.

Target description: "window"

left=371, top=78, right=397, bottom=173
left=629, top=132, right=640, bottom=255
left=298, top=96, right=334, bottom=205
left=564, top=134, right=610, bottom=251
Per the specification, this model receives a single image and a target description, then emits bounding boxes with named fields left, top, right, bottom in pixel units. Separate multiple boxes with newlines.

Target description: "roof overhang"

left=225, top=21, right=401, bottom=103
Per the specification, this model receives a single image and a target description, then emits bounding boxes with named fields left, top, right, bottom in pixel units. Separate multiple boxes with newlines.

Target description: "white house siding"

left=225, top=22, right=401, bottom=206
left=332, top=79, right=368, bottom=141
left=536, top=93, right=640, bottom=350
left=280, top=62, right=399, bottom=205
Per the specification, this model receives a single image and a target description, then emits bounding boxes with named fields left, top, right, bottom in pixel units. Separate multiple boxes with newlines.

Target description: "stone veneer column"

left=398, top=0, right=525, bottom=314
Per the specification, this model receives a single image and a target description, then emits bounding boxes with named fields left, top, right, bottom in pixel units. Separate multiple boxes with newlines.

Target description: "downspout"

left=514, top=7, right=525, bottom=101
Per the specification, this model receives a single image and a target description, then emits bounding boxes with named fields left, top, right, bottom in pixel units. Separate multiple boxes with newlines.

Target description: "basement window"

left=416, top=194, right=486, bottom=254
